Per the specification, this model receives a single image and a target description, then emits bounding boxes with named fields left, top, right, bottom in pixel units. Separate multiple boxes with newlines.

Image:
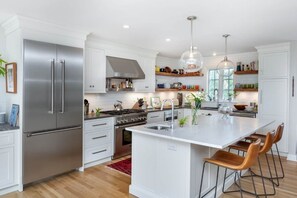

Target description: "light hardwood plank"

left=1, top=155, right=296, bottom=198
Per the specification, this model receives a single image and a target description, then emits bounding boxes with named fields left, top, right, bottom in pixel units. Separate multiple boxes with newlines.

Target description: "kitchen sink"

left=146, top=125, right=170, bottom=130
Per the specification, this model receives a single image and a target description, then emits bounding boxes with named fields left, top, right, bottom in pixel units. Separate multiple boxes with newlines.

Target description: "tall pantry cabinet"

left=256, top=43, right=290, bottom=154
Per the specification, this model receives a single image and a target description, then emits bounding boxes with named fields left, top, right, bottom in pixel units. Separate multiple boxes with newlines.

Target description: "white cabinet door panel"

left=259, top=79, right=288, bottom=153
left=133, top=57, right=156, bottom=93
left=85, top=48, right=106, bottom=93
left=259, top=52, right=288, bottom=78
left=0, top=147, right=14, bottom=188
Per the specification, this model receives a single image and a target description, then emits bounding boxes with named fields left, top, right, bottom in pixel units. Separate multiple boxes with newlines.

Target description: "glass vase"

left=192, top=101, right=201, bottom=125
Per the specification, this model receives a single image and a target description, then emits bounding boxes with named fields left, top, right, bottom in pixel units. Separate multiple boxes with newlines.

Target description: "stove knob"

left=117, top=120, right=122, bottom=124
left=123, top=119, right=128, bottom=123
left=131, top=118, right=135, bottom=122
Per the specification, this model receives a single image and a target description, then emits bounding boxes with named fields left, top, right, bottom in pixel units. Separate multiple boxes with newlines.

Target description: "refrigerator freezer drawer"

left=23, top=127, right=82, bottom=185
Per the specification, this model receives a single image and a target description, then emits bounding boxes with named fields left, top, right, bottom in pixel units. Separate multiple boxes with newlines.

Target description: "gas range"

left=101, top=109, right=147, bottom=126
left=102, top=109, right=148, bottom=159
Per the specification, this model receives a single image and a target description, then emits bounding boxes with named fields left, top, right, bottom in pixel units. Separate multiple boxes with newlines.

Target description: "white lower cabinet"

left=84, top=117, right=114, bottom=167
left=0, top=147, right=14, bottom=188
left=0, top=130, right=19, bottom=195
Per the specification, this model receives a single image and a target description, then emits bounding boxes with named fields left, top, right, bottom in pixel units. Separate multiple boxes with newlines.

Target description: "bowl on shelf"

left=157, top=84, right=165, bottom=88
left=234, top=104, right=247, bottom=110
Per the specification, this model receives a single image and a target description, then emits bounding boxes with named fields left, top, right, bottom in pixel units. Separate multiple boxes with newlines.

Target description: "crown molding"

left=1, top=15, right=88, bottom=42
left=255, top=42, right=290, bottom=53
left=86, top=35, right=159, bottom=58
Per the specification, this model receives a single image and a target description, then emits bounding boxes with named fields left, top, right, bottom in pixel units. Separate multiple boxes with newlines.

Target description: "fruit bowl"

left=234, top=104, right=247, bottom=110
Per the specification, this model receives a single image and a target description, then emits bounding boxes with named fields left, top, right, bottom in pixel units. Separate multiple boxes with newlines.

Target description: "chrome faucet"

left=213, top=89, right=218, bottom=101
left=161, top=99, right=174, bottom=129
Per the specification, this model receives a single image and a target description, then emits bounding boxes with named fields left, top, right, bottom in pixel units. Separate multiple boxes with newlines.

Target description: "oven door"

left=114, top=121, right=146, bottom=159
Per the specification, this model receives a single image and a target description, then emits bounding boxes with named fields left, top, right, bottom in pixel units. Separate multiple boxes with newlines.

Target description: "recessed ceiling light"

left=123, top=25, right=130, bottom=29
left=165, top=38, right=171, bottom=42
left=212, top=52, right=217, bottom=56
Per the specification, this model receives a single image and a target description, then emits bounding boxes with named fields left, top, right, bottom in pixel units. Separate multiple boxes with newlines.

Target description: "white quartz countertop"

left=126, top=115, right=274, bottom=149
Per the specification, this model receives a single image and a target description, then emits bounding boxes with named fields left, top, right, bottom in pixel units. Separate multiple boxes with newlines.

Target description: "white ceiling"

left=0, top=0, right=297, bottom=57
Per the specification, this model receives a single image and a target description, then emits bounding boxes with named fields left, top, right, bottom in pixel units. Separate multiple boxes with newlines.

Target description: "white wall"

left=0, top=26, right=6, bottom=113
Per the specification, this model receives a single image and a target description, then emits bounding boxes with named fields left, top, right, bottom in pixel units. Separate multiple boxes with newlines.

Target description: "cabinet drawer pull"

left=92, top=135, right=107, bottom=140
left=92, top=123, right=107, bottom=127
left=150, top=116, right=159, bottom=118
left=92, top=149, right=107, bottom=155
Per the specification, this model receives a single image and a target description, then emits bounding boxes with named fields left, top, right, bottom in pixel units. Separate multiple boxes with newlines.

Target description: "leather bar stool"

left=229, top=132, right=275, bottom=197
left=246, top=123, right=285, bottom=186
left=198, top=139, right=261, bottom=198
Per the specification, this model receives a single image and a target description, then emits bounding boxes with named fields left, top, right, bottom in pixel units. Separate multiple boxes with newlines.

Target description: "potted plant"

left=0, top=54, right=7, bottom=77
left=178, top=116, right=189, bottom=127
left=95, top=108, right=102, bottom=116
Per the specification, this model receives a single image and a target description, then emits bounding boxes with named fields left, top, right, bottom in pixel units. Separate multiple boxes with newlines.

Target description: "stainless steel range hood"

left=106, top=56, right=145, bottom=79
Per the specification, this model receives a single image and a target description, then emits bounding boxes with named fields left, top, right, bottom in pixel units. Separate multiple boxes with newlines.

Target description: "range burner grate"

left=101, top=109, right=145, bottom=115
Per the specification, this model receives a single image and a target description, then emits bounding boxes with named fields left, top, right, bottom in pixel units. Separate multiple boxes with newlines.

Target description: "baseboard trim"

left=0, top=184, right=19, bottom=196
left=129, top=170, right=243, bottom=198
left=84, top=157, right=112, bottom=169
left=287, top=154, right=297, bottom=162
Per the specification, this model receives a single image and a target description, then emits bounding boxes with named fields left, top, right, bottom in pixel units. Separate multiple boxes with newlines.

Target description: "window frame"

left=207, top=68, right=234, bottom=101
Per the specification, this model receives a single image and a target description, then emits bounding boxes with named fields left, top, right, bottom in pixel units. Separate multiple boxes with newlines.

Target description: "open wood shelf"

left=155, top=88, right=199, bottom=92
left=234, top=88, right=258, bottom=92
left=155, top=72, right=204, bottom=77
left=234, top=70, right=258, bottom=75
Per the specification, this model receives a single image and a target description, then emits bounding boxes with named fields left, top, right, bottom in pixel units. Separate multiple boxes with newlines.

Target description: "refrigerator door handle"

left=26, top=126, right=82, bottom=137
left=48, top=59, right=55, bottom=114
left=60, top=60, right=66, bottom=113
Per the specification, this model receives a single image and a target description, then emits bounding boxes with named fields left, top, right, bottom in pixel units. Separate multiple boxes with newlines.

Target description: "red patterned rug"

left=107, top=158, right=131, bottom=176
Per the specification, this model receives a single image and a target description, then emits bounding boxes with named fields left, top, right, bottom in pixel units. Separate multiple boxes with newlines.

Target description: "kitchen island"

left=126, top=115, right=274, bottom=198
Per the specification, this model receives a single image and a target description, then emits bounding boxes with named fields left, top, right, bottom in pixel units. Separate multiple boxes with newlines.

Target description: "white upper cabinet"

left=257, top=43, right=290, bottom=79
left=85, top=48, right=106, bottom=93
left=133, top=56, right=156, bottom=93
left=259, top=52, right=288, bottom=78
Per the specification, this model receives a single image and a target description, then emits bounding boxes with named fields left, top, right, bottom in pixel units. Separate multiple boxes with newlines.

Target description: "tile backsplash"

left=84, top=92, right=177, bottom=111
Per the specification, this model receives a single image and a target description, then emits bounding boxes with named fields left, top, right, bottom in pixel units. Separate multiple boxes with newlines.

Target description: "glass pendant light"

left=217, top=34, right=234, bottom=77
left=179, top=16, right=203, bottom=73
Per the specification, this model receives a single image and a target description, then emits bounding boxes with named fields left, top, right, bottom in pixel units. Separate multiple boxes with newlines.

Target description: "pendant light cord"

left=225, top=36, right=227, bottom=57
left=190, top=18, right=193, bottom=53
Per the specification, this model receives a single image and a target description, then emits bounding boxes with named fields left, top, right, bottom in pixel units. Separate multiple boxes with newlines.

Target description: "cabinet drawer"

left=84, top=130, right=112, bottom=148
left=0, top=132, right=14, bottom=148
left=84, top=144, right=112, bottom=163
left=84, top=118, right=113, bottom=132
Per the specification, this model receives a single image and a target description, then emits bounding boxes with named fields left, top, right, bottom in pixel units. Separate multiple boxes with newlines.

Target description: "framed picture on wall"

left=5, top=62, right=17, bottom=93
left=151, top=97, right=161, bottom=108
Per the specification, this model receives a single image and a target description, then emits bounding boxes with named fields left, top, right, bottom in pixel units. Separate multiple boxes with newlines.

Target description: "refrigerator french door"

left=23, top=39, right=83, bottom=185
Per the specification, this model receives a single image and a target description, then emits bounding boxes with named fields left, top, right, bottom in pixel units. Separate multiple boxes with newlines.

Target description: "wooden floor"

left=1, top=155, right=297, bottom=198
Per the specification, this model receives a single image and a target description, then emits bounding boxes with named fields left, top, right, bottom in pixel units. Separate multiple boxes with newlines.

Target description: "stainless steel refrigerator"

left=23, top=39, right=83, bottom=185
